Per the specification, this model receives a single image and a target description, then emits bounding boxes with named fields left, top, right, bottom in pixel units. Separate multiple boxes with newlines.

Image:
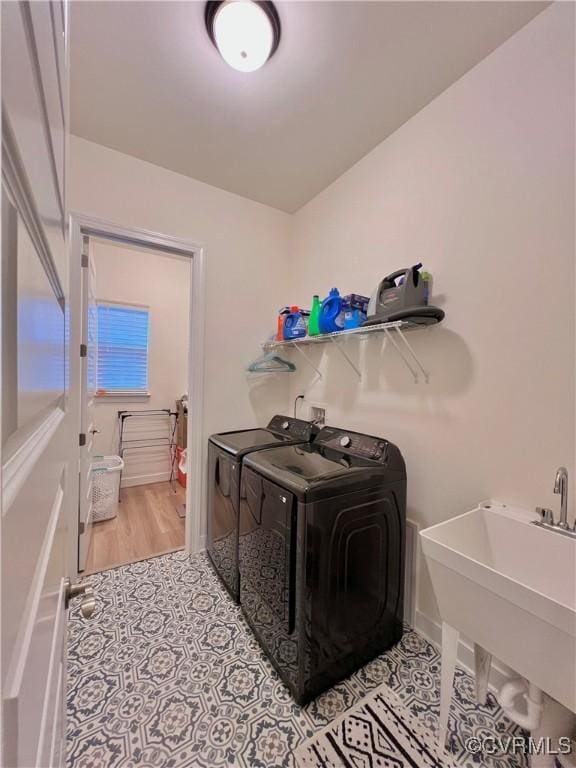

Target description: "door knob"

left=90, top=428, right=100, bottom=435
left=64, top=578, right=96, bottom=619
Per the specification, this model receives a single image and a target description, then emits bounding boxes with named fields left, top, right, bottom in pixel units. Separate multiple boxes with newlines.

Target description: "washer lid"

left=209, top=429, right=293, bottom=457
left=209, top=416, right=317, bottom=457
left=244, top=444, right=384, bottom=498
left=249, top=445, right=350, bottom=480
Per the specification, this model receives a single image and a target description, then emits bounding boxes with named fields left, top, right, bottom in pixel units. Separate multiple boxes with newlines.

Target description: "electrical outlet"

left=309, top=405, right=326, bottom=426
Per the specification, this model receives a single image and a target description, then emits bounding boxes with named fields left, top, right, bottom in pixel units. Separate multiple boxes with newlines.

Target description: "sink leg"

left=530, top=695, right=575, bottom=768
left=439, top=622, right=459, bottom=749
left=474, top=644, right=492, bottom=706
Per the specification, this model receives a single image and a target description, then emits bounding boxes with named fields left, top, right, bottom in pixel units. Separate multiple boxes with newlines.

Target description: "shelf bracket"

left=262, top=318, right=433, bottom=384
left=396, top=326, right=429, bottom=383
left=384, top=327, right=419, bottom=383
left=292, top=343, right=323, bottom=380
left=329, top=336, right=362, bottom=380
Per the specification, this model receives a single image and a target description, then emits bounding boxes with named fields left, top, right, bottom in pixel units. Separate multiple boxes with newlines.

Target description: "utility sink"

left=420, top=501, right=576, bottom=713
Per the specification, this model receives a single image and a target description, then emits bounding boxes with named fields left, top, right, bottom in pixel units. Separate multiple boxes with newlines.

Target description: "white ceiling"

left=71, top=1, right=547, bottom=213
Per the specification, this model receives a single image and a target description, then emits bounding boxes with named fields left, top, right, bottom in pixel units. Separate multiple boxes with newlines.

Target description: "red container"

left=177, top=446, right=187, bottom=488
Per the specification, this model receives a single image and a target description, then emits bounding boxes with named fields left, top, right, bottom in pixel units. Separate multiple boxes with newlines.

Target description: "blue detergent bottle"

left=319, top=288, right=345, bottom=333
left=283, top=306, right=307, bottom=339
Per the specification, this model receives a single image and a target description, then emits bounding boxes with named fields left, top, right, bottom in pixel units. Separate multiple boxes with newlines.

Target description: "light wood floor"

left=85, top=481, right=186, bottom=574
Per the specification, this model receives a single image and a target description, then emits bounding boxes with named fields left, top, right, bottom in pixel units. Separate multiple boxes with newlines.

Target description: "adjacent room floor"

left=67, top=551, right=527, bottom=768
left=85, top=482, right=186, bottom=573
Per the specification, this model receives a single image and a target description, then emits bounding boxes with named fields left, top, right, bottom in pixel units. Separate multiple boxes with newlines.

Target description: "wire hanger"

left=247, top=352, right=296, bottom=373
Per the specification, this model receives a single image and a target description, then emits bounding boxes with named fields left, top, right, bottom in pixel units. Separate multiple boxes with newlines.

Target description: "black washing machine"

left=238, top=425, right=406, bottom=703
left=207, top=415, right=318, bottom=603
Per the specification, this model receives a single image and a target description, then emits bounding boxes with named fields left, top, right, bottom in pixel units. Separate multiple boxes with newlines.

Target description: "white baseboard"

left=187, top=533, right=206, bottom=555
left=414, top=610, right=513, bottom=693
left=121, top=471, right=172, bottom=488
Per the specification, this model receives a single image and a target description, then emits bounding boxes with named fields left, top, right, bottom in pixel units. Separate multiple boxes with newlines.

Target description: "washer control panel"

left=268, top=415, right=316, bottom=441
left=316, top=427, right=388, bottom=462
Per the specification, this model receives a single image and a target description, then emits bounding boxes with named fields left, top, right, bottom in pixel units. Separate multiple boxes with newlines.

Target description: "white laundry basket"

left=92, top=455, right=124, bottom=522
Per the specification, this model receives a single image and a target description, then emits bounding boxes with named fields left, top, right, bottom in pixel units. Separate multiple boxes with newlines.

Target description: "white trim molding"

left=120, top=472, right=173, bottom=489
left=186, top=244, right=206, bottom=556
left=2, top=405, right=65, bottom=516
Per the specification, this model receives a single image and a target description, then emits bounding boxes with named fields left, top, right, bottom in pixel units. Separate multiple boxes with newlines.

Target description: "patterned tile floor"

left=67, top=551, right=525, bottom=768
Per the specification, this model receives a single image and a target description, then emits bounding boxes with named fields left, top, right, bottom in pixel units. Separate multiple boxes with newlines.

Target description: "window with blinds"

left=96, top=302, right=150, bottom=395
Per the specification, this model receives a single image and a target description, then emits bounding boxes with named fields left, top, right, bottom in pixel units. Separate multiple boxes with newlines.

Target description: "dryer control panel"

left=315, top=427, right=388, bottom=463
left=267, top=415, right=317, bottom=441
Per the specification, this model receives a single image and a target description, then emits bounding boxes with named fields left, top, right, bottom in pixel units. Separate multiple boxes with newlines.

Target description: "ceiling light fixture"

left=205, top=1, right=281, bottom=73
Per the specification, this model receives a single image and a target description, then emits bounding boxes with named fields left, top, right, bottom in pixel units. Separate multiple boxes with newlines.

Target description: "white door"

left=78, top=235, right=98, bottom=571
left=1, top=2, right=81, bottom=766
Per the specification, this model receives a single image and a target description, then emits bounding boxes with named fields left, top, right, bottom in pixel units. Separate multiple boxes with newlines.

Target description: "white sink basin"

left=420, top=501, right=576, bottom=712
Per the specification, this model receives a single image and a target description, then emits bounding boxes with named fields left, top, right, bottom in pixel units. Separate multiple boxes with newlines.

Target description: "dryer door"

left=207, top=442, right=240, bottom=598
left=304, top=482, right=405, bottom=695
left=239, top=467, right=296, bottom=635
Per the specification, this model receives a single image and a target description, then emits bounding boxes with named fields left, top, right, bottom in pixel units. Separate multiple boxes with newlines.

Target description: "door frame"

left=68, top=213, right=206, bottom=577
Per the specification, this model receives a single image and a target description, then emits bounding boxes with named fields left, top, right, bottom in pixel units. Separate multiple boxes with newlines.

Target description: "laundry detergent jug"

left=283, top=306, right=307, bottom=340
left=343, top=294, right=370, bottom=329
left=319, top=288, right=345, bottom=333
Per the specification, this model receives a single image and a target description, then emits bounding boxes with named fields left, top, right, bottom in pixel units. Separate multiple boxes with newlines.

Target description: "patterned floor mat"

left=295, top=685, right=454, bottom=768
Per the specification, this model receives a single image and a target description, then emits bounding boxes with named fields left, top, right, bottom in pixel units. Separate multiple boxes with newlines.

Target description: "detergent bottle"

left=421, top=271, right=431, bottom=304
left=276, top=314, right=284, bottom=341
left=343, top=293, right=370, bottom=329
left=319, top=288, right=345, bottom=333
left=283, top=306, right=307, bottom=340
left=308, top=295, right=321, bottom=336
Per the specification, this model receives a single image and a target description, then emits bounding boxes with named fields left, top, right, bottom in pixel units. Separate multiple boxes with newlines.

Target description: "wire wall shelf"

left=262, top=320, right=432, bottom=383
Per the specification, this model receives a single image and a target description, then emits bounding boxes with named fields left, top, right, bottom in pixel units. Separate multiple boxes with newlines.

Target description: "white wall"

left=286, top=4, right=575, bottom=627
left=70, top=136, right=293, bottom=531
left=91, top=241, right=190, bottom=486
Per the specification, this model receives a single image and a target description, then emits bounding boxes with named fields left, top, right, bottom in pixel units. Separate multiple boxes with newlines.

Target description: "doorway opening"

left=69, top=216, right=205, bottom=577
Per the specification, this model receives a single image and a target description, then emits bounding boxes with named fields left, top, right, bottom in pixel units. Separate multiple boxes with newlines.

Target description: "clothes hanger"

left=246, top=352, right=296, bottom=373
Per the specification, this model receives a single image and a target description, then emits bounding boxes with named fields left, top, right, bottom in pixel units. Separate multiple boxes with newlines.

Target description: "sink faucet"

left=533, top=467, right=575, bottom=538
left=554, top=466, right=569, bottom=529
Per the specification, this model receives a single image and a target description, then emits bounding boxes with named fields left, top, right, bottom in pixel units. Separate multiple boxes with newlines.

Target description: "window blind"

left=96, top=303, right=149, bottom=393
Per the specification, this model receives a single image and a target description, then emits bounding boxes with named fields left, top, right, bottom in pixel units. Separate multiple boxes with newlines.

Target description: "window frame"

left=94, top=299, right=151, bottom=398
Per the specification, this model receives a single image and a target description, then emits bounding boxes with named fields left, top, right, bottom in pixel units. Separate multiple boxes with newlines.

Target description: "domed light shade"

left=205, top=1, right=281, bottom=72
